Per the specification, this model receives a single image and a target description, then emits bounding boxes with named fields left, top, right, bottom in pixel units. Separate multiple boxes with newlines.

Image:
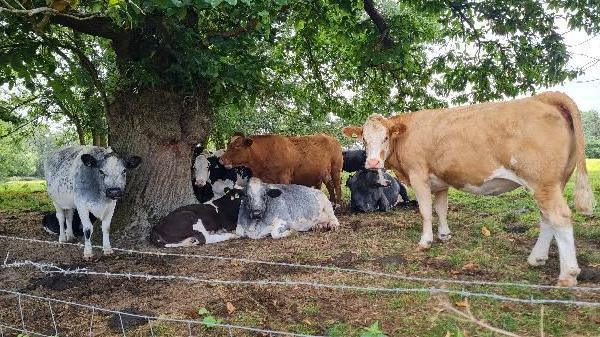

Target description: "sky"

left=546, top=30, right=600, bottom=112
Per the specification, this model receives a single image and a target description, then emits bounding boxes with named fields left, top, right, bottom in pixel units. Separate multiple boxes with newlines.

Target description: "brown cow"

left=343, top=92, right=595, bottom=286
left=219, top=134, right=343, bottom=206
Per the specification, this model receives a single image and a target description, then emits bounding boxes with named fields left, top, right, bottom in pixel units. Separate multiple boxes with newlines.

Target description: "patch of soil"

left=578, top=267, right=600, bottom=282
left=503, top=223, right=529, bottom=234
left=28, top=274, right=91, bottom=291
left=375, top=254, right=406, bottom=266
left=108, top=308, right=154, bottom=332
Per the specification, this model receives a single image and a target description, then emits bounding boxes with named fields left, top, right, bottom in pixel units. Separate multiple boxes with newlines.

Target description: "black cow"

left=347, top=169, right=414, bottom=212
left=342, top=149, right=367, bottom=172
left=149, top=187, right=243, bottom=247
left=192, top=147, right=252, bottom=203
left=42, top=211, right=98, bottom=237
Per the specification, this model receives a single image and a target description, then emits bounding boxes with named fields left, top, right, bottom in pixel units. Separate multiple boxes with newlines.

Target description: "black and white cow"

left=149, top=187, right=242, bottom=247
left=42, top=210, right=97, bottom=237
left=192, top=148, right=252, bottom=202
left=342, top=149, right=367, bottom=173
left=347, top=169, right=413, bottom=213
left=44, top=146, right=141, bottom=259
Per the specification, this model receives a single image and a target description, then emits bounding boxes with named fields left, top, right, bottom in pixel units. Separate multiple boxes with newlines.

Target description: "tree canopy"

left=2, top=0, right=599, bottom=141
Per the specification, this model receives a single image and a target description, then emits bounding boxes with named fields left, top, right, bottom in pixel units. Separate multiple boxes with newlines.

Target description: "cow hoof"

left=527, top=255, right=547, bottom=266
left=66, top=235, right=76, bottom=243
left=103, top=248, right=114, bottom=256
left=58, top=236, right=67, bottom=243
left=556, top=277, right=577, bottom=287
left=417, top=241, right=432, bottom=250
left=83, top=252, right=94, bottom=260
left=438, top=233, right=452, bottom=241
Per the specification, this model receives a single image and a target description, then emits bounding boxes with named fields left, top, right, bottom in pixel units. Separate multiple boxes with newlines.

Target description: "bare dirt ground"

left=1, top=204, right=599, bottom=337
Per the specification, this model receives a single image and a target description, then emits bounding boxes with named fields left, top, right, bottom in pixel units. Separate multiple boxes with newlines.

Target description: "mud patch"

left=376, top=254, right=406, bottom=266
left=578, top=267, right=600, bottom=283
left=28, top=274, right=91, bottom=291
left=108, top=308, right=155, bottom=332
left=503, top=223, right=529, bottom=234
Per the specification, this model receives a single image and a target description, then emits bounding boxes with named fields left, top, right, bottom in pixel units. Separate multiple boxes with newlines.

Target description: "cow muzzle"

left=250, top=210, right=263, bottom=219
left=365, top=158, right=383, bottom=169
left=195, top=178, right=206, bottom=186
left=219, top=158, right=233, bottom=169
left=105, top=188, right=124, bottom=200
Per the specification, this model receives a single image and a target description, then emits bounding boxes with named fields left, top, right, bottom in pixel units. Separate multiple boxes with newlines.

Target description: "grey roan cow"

left=236, top=178, right=339, bottom=239
left=44, top=146, right=141, bottom=259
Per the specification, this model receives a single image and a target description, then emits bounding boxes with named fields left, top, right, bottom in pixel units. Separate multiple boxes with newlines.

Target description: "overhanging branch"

left=363, top=0, right=393, bottom=48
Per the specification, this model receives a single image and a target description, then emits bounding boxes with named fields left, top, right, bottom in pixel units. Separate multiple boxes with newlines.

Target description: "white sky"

left=546, top=30, right=600, bottom=112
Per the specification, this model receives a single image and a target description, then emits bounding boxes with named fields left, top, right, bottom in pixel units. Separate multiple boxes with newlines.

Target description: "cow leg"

left=434, top=189, right=451, bottom=241
left=101, top=202, right=117, bottom=255
left=270, top=219, right=292, bottom=239
left=532, top=185, right=579, bottom=286
left=324, top=179, right=337, bottom=205
left=331, top=168, right=342, bottom=206
left=410, top=173, right=434, bottom=250
left=64, top=209, right=75, bottom=242
left=398, top=184, right=410, bottom=203
left=55, top=206, right=66, bottom=243
left=76, top=205, right=94, bottom=259
left=527, top=220, right=554, bottom=266
left=204, top=232, right=239, bottom=244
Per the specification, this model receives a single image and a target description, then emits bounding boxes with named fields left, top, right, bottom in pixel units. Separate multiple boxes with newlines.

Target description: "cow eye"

left=99, top=170, right=105, bottom=175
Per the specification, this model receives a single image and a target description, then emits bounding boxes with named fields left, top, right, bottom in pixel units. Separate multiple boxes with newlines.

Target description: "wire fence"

left=2, top=234, right=599, bottom=292
left=1, top=234, right=600, bottom=337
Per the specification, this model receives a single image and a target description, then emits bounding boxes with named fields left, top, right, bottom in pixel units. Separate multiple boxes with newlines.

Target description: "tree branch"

left=363, top=0, right=393, bottom=48
left=206, top=19, right=258, bottom=38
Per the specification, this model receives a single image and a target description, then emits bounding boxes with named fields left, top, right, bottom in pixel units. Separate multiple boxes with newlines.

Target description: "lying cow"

left=44, top=146, right=141, bottom=259
left=342, top=149, right=367, bottom=172
left=149, top=188, right=242, bottom=247
left=343, top=92, right=595, bottom=286
left=347, top=169, right=412, bottom=212
left=219, top=134, right=343, bottom=206
left=42, top=210, right=97, bottom=237
left=236, top=178, right=340, bottom=239
left=192, top=148, right=252, bottom=202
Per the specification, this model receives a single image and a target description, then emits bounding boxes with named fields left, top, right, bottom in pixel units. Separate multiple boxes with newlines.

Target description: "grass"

left=1, top=161, right=599, bottom=336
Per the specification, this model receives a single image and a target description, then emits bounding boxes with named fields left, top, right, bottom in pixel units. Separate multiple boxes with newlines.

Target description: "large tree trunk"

left=106, top=86, right=212, bottom=244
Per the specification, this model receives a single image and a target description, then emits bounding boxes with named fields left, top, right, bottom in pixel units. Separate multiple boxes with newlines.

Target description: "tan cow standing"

left=343, top=92, right=595, bottom=286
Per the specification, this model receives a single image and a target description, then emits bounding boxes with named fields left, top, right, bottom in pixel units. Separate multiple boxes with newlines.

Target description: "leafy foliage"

left=583, top=110, right=600, bottom=158
left=1, top=0, right=600, bottom=143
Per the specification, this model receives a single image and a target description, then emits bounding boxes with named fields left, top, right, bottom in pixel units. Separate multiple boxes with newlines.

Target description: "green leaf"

left=201, top=315, right=222, bottom=328
left=197, top=307, right=210, bottom=316
left=294, top=20, right=305, bottom=31
left=208, top=0, right=223, bottom=7
left=224, top=0, right=237, bottom=5
left=108, top=0, right=123, bottom=7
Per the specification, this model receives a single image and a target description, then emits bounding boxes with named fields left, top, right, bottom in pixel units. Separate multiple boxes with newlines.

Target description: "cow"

left=149, top=187, right=242, bottom=247
left=42, top=210, right=97, bottom=237
left=44, top=146, right=141, bottom=259
left=342, top=92, right=596, bottom=286
left=347, top=169, right=412, bottom=212
left=192, top=148, right=252, bottom=202
left=219, top=134, right=343, bottom=206
left=236, top=178, right=340, bottom=239
left=342, top=149, right=367, bottom=172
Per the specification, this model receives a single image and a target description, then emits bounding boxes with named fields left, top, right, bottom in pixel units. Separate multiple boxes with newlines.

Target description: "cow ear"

left=125, top=155, right=142, bottom=169
left=243, top=138, right=253, bottom=147
left=266, top=188, right=282, bottom=198
left=342, top=126, right=363, bottom=138
left=389, top=123, right=406, bottom=137
left=81, top=154, right=97, bottom=167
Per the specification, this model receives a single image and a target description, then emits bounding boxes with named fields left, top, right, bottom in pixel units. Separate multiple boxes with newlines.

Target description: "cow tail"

left=545, top=92, right=596, bottom=215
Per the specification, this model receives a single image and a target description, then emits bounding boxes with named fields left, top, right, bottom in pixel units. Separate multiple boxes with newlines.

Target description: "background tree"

left=1, top=0, right=599, bottom=240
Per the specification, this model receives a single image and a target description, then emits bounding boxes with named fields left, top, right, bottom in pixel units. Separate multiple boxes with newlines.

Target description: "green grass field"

left=0, top=161, right=598, bottom=336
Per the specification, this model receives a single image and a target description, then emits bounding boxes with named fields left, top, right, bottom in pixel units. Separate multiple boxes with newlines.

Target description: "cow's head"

left=346, top=169, right=389, bottom=212
left=219, top=133, right=253, bottom=169
left=193, top=152, right=211, bottom=186
left=241, top=177, right=282, bottom=219
left=81, top=150, right=142, bottom=200
left=343, top=114, right=406, bottom=169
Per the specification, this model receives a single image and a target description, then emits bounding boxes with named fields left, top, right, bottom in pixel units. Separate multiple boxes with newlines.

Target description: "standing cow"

left=343, top=92, right=595, bottom=286
left=236, top=178, right=340, bottom=239
left=219, top=134, right=343, bottom=206
left=44, top=146, right=141, bottom=259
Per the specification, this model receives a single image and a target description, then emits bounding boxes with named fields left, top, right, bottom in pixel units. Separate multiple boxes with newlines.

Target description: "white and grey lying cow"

left=44, top=146, right=141, bottom=259
left=192, top=148, right=252, bottom=202
left=236, top=178, right=340, bottom=239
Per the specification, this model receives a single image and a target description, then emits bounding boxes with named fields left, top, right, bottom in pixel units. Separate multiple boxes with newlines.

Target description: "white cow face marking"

left=243, top=178, right=282, bottom=219
left=343, top=114, right=406, bottom=170
left=81, top=151, right=141, bottom=200
left=193, top=153, right=210, bottom=186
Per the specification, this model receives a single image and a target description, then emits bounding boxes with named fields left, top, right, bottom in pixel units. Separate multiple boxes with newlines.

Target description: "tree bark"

left=106, top=86, right=212, bottom=243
